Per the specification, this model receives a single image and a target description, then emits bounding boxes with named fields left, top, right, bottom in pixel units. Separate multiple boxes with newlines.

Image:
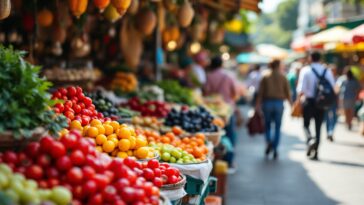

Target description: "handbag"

left=291, top=100, right=302, bottom=118
left=247, top=110, right=264, bottom=136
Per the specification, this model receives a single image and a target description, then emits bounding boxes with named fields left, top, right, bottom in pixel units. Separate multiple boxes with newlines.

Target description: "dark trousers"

left=303, top=99, right=325, bottom=147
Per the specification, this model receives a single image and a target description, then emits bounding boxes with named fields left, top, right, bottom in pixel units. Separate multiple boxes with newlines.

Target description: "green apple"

left=183, top=159, right=192, bottom=164
left=169, top=156, right=177, bottom=163
left=50, top=186, right=72, bottom=205
left=10, top=180, right=24, bottom=194
left=12, top=173, right=25, bottom=182
left=19, top=189, right=40, bottom=204
left=38, top=189, right=52, bottom=200
left=161, top=152, right=171, bottom=161
left=176, top=159, right=184, bottom=164
left=0, top=172, right=9, bottom=188
left=25, top=179, right=38, bottom=190
left=183, top=156, right=190, bottom=161
left=171, top=149, right=182, bottom=159
left=162, top=145, right=172, bottom=153
left=4, top=189, right=19, bottom=203
left=0, top=164, right=12, bottom=176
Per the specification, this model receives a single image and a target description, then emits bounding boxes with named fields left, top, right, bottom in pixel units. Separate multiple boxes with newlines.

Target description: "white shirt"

left=247, top=70, right=262, bottom=91
left=192, top=64, right=206, bottom=85
left=296, top=63, right=335, bottom=98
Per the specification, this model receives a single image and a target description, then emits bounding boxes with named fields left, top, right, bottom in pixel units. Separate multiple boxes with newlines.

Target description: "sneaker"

left=227, top=167, right=237, bottom=175
left=327, top=135, right=334, bottom=142
left=273, top=150, right=278, bottom=160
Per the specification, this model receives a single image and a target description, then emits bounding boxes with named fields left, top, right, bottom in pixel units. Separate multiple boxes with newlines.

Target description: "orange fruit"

left=182, top=137, right=190, bottom=144
left=118, top=127, right=131, bottom=139
left=96, top=146, right=103, bottom=152
left=135, top=147, right=149, bottom=159
left=90, top=119, right=102, bottom=126
left=165, top=132, right=175, bottom=140
left=135, top=136, right=147, bottom=149
left=129, top=136, right=136, bottom=149
left=103, top=121, right=111, bottom=125
left=202, top=146, right=208, bottom=154
left=70, top=120, right=82, bottom=130
left=195, top=133, right=205, bottom=140
left=103, top=140, right=116, bottom=153
left=82, top=125, right=90, bottom=136
left=59, top=128, right=69, bottom=137
left=107, top=135, right=119, bottom=146
left=161, top=137, right=170, bottom=144
left=190, top=141, right=198, bottom=147
left=172, top=126, right=183, bottom=135
left=110, top=121, right=120, bottom=131
left=118, top=139, right=131, bottom=152
left=96, top=125, right=105, bottom=135
left=87, top=127, right=99, bottom=138
left=117, top=152, right=128, bottom=159
left=127, top=150, right=133, bottom=156
left=193, top=147, right=203, bottom=158
left=96, top=134, right=107, bottom=145
left=196, top=139, right=204, bottom=146
left=104, top=124, right=114, bottom=135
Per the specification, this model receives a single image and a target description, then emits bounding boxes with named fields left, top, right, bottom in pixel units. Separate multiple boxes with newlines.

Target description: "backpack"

left=311, top=67, right=336, bottom=110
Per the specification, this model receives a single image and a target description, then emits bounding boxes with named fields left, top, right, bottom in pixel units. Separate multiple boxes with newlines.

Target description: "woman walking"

left=340, top=69, right=361, bottom=130
left=256, top=60, right=291, bottom=159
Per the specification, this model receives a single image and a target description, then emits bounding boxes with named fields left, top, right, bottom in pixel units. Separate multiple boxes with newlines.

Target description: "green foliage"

left=157, top=80, right=195, bottom=106
left=277, top=0, right=299, bottom=31
left=0, top=46, right=68, bottom=139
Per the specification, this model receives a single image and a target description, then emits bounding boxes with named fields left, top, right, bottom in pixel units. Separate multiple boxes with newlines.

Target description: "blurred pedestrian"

left=287, top=62, right=302, bottom=102
left=203, top=56, right=239, bottom=171
left=296, top=51, right=335, bottom=160
left=325, top=65, right=339, bottom=142
left=256, top=60, right=291, bottom=160
left=339, top=69, right=361, bottom=130
left=247, top=64, right=262, bottom=104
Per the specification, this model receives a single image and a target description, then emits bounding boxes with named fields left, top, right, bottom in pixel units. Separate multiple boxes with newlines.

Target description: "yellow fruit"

left=96, top=134, right=107, bottom=145
left=70, top=120, right=82, bottom=130
left=82, top=125, right=90, bottom=136
left=96, top=146, right=103, bottom=152
left=96, top=125, right=105, bottom=135
left=117, top=152, right=128, bottom=159
left=87, top=127, right=99, bottom=138
left=103, top=140, right=116, bottom=153
left=104, top=124, right=114, bottom=135
left=118, top=127, right=131, bottom=139
left=111, top=149, right=118, bottom=156
left=129, top=136, right=136, bottom=149
left=91, top=119, right=102, bottom=126
left=103, top=121, right=111, bottom=125
left=108, top=137, right=119, bottom=146
left=148, top=152, right=155, bottom=158
left=135, top=147, right=149, bottom=159
left=118, top=139, right=131, bottom=152
left=135, top=136, right=147, bottom=149
left=127, top=150, right=133, bottom=156
left=59, top=129, right=69, bottom=137
left=110, top=121, right=120, bottom=131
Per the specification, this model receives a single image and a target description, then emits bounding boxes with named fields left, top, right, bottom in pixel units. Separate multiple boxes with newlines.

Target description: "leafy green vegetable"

left=0, top=46, right=68, bottom=139
left=157, top=80, right=195, bottom=105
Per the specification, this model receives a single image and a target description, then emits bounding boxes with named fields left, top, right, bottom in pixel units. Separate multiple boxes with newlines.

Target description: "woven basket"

left=203, top=130, right=225, bottom=146
left=161, top=174, right=186, bottom=191
left=0, top=127, right=47, bottom=151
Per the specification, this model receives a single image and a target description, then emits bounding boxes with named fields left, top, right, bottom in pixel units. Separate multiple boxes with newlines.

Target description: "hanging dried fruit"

left=69, top=0, right=88, bottom=18
left=111, top=0, right=131, bottom=16
left=178, top=0, right=194, bottom=28
left=135, top=8, right=156, bottom=36
left=37, top=9, right=53, bottom=27
left=52, top=24, right=67, bottom=43
left=162, top=26, right=180, bottom=44
left=0, top=0, right=11, bottom=20
left=94, top=0, right=110, bottom=12
left=128, top=0, right=139, bottom=15
left=120, top=17, right=142, bottom=69
left=104, top=4, right=121, bottom=22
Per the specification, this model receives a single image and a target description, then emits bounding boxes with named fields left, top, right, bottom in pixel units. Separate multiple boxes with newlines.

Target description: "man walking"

left=296, top=52, right=335, bottom=160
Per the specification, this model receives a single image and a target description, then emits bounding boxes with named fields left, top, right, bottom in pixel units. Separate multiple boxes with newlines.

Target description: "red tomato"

left=83, top=97, right=92, bottom=106
left=64, top=111, right=75, bottom=120
left=153, top=177, right=163, bottom=187
left=59, top=88, right=67, bottom=95
left=25, top=142, right=40, bottom=158
left=134, top=188, right=146, bottom=200
left=147, top=159, right=159, bottom=169
left=48, top=178, right=60, bottom=187
left=26, top=165, right=43, bottom=180
left=120, top=187, right=136, bottom=203
left=82, top=166, right=96, bottom=180
left=64, top=100, right=73, bottom=109
left=93, top=174, right=109, bottom=190
left=76, top=138, right=91, bottom=155
left=36, top=154, right=51, bottom=167
left=165, top=167, right=178, bottom=177
left=81, top=115, right=90, bottom=126
left=50, top=141, right=66, bottom=158
left=3, top=151, right=18, bottom=164
left=73, top=104, right=82, bottom=114
left=40, top=136, right=54, bottom=153
left=72, top=185, right=84, bottom=200
left=143, top=182, right=154, bottom=197
left=67, top=86, right=77, bottom=97
left=60, top=134, right=77, bottom=149
left=67, top=167, right=83, bottom=185
left=103, top=170, right=115, bottom=182
left=76, top=86, right=83, bottom=94
left=53, top=91, right=62, bottom=99
left=79, top=102, right=86, bottom=109
left=71, top=200, right=82, bottom=205
left=114, top=178, right=130, bottom=192
left=39, top=180, right=48, bottom=189
left=70, top=150, right=85, bottom=166
left=56, top=156, right=72, bottom=171
left=153, top=168, right=162, bottom=177
left=88, top=104, right=96, bottom=111
left=88, top=193, right=103, bottom=205
left=46, top=167, right=60, bottom=178
left=83, top=180, right=97, bottom=195
left=142, top=168, right=155, bottom=180
left=55, top=103, right=65, bottom=112
left=168, top=175, right=179, bottom=184
left=102, top=185, right=117, bottom=202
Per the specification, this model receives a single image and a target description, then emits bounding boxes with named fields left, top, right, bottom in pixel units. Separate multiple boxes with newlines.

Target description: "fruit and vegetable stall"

left=0, top=0, right=260, bottom=205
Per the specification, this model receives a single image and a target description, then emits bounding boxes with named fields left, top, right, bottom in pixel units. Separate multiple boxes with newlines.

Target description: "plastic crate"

left=185, top=175, right=205, bottom=195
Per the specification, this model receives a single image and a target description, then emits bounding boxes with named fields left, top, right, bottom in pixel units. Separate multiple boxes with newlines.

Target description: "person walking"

left=339, top=69, right=361, bottom=130
left=247, top=64, right=262, bottom=105
left=256, top=60, right=291, bottom=160
left=296, top=52, right=335, bottom=160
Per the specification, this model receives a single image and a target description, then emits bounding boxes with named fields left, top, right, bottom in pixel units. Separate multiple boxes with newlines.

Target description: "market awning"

left=342, top=24, right=364, bottom=44
left=310, top=26, right=350, bottom=45
left=236, top=53, right=271, bottom=64
left=291, top=36, right=311, bottom=52
left=256, top=44, right=289, bottom=60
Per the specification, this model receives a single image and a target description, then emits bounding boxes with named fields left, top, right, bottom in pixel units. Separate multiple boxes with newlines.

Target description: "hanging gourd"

left=163, top=0, right=177, bottom=12
left=37, top=9, right=53, bottom=27
left=162, top=26, right=180, bottom=44
left=94, top=0, right=110, bottom=12
left=104, top=4, right=121, bottom=22
left=178, top=0, right=194, bottom=28
left=135, top=8, right=156, bottom=36
left=111, top=0, right=131, bottom=16
left=120, top=17, right=143, bottom=69
left=0, top=0, right=11, bottom=20
left=69, top=0, right=88, bottom=18
left=128, top=0, right=139, bottom=15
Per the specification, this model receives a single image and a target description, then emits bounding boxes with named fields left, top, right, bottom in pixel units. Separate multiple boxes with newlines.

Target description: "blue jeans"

left=262, top=100, right=284, bottom=151
left=325, top=104, right=337, bottom=136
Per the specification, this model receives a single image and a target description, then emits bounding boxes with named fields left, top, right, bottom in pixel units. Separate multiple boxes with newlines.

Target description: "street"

left=227, top=106, right=364, bottom=205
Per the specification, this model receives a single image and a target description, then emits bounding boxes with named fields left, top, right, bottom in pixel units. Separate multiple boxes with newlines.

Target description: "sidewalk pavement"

left=226, top=106, right=364, bottom=205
